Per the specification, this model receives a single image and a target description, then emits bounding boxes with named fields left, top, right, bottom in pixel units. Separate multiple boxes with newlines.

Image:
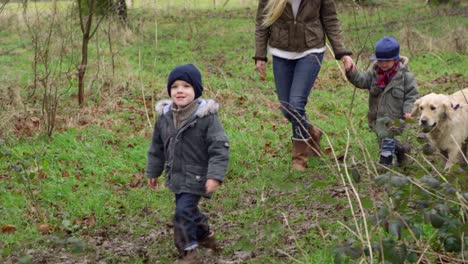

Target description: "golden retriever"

left=412, top=88, right=468, bottom=170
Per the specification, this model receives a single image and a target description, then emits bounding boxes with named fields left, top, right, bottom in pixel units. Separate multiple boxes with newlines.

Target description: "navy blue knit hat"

left=167, top=64, right=203, bottom=99
left=371, top=36, right=400, bottom=61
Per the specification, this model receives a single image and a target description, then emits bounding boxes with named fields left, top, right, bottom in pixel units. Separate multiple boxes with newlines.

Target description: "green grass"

left=0, top=0, right=467, bottom=263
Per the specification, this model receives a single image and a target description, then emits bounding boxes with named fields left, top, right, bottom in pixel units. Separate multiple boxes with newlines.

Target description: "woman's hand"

left=205, top=179, right=220, bottom=195
left=341, top=55, right=355, bottom=72
left=256, top=60, right=266, bottom=81
left=147, top=178, right=158, bottom=190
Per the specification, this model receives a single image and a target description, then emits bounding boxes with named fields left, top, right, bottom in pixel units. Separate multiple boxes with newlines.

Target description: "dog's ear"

left=411, top=99, right=421, bottom=116
left=442, top=101, right=454, bottom=120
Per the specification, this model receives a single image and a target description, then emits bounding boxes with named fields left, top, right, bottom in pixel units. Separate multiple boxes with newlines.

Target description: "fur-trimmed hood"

left=155, top=99, right=220, bottom=118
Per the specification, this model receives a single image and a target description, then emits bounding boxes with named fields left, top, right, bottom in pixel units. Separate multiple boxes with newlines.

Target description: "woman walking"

left=254, top=0, right=355, bottom=171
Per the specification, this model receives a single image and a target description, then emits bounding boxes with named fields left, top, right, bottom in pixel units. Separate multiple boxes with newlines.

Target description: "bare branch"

left=0, top=0, right=10, bottom=14
left=89, top=11, right=108, bottom=38
left=77, top=0, right=85, bottom=33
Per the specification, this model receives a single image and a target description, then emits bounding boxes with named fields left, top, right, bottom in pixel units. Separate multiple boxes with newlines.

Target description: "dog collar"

left=451, top=103, right=461, bottom=110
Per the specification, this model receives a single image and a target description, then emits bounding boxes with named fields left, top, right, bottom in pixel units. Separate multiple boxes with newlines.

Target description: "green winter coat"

left=145, top=99, right=230, bottom=198
left=254, top=0, right=352, bottom=61
left=346, top=56, right=419, bottom=137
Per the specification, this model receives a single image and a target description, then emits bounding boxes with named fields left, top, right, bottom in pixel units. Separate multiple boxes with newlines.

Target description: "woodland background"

left=0, top=0, right=467, bottom=263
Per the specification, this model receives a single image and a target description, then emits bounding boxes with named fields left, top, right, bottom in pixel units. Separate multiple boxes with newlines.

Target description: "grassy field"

left=0, top=0, right=467, bottom=263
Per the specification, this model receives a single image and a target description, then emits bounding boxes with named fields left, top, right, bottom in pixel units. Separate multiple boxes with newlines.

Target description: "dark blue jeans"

left=272, top=53, right=324, bottom=139
left=380, top=137, right=396, bottom=158
left=173, top=193, right=210, bottom=252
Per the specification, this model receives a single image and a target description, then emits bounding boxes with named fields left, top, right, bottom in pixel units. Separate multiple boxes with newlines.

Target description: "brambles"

left=334, top=171, right=467, bottom=263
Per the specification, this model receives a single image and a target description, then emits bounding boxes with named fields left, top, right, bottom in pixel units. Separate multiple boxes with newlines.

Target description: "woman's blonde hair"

left=262, top=0, right=288, bottom=27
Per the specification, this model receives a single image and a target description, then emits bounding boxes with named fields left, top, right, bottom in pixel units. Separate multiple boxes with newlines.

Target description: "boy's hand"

left=147, top=178, right=158, bottom=190
left=403, top=113, right=412, bottom=119
left=341, top=55, right=355, bottom=73
left=205, top=179, right=220, bottom=195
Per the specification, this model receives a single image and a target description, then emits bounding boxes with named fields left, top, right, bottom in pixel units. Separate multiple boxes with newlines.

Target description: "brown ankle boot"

left=198, top=231, right=218, bottom=251
left=307, top=125, right=322, bottom=156
left=292, top=139, right=308, bottom=172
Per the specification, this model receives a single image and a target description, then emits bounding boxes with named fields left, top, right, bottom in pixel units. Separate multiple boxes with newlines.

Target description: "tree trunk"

left=77, top=0, right=95, bottom=107
left=116, top=0, right=127, bottom=26
left=52, top=0, right=57, bottom=16
left=78, top=34, right=89, bottom=106
left=76, top=0, right=110, bottom=106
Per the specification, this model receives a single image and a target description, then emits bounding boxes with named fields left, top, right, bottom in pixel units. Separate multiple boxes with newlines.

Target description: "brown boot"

left=292, top=139, right=308, bottom=172
left=176, top=249, right=202, bottom=264
left=307, top=124, right=322, bottom=156
left=198, top=231, right=218, bottom=251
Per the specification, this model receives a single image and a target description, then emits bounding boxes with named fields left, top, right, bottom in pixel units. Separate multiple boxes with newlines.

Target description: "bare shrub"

left=452, top=26, right=467, bottom=53
left=426, top=0, right=462, bottom=5
left=398, top=25, right=467, bottom=55
left=397, top=27, right=433, bottom=53
left=0, top=86, right=23, bottom=110
left=21, top=4, right=76, bottom=137
left=8, top=86, right=24, bottom=109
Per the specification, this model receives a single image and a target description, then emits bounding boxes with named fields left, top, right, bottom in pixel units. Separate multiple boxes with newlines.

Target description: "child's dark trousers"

left=173, top=193, right=210, bottom=252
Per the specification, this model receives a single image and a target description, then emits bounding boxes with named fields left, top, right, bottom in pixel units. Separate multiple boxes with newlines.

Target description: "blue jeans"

left=272, top=53, right=324, bottom=139
left=380, top=137, right=396, bottom=158
left=173, top=193, right=210, bottom=251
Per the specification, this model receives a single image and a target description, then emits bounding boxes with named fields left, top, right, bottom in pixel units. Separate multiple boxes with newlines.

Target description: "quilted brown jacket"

left=254, top=0, right=352, bottom=61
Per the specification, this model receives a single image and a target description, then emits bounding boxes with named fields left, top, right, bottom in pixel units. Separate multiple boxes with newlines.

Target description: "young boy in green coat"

left=346, top=36, right=419, bottom=167
left=146, top=64, right=230, bottom=263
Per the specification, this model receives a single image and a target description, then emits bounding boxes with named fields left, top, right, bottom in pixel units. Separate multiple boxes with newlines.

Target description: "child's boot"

left=173, top=220, right=184, bottom=256
left=177, top=249, right=202, bottom=264
left=395, top=143, right=411, bottom=165
left=292, top=139, right=308, bottom=171
left=307, top=124, right=322, bottom=156
left=379, top=154, right=393, bottom=166
left=198, top=231, right=218, bottom=251
left=377, top=155, right=393, bottom=173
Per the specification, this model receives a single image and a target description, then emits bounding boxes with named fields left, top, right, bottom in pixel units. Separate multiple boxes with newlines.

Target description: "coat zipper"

left=175, top=119, right=197, bottom=142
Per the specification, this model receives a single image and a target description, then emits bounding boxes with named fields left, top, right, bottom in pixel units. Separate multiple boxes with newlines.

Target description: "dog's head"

left=411, top=93, right=453, bottom=133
